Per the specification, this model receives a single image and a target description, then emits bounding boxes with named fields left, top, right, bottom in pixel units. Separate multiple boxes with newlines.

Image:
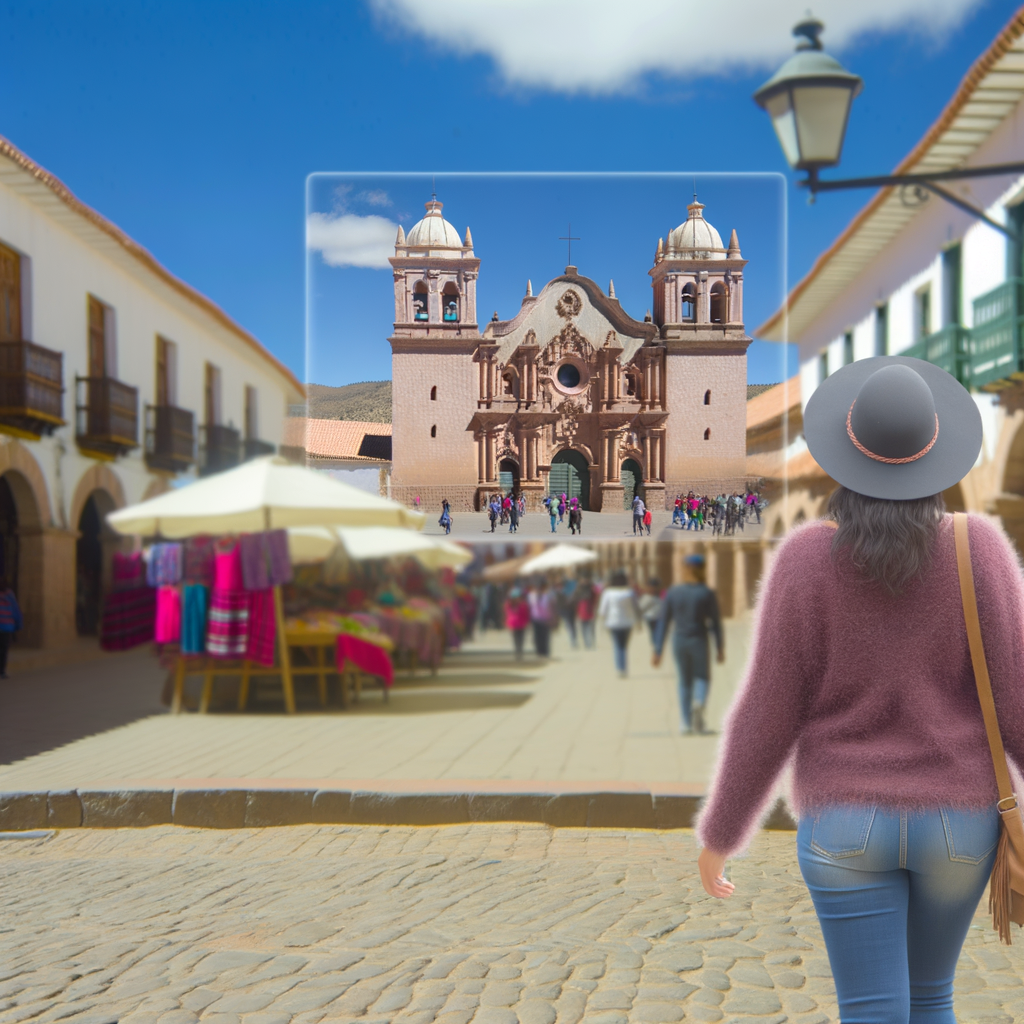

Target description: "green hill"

left=306, top=381, right=392, bottom=423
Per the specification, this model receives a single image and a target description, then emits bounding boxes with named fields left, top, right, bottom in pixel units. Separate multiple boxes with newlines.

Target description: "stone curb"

left=0, top=788, right=799, bottom=831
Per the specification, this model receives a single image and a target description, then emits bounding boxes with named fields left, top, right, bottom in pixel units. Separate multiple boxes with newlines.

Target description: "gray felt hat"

left=803, top=356, right=982, bottom=501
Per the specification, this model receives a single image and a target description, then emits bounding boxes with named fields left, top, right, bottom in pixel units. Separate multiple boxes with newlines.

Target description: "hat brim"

left=803, top=356, right=982, bottom=501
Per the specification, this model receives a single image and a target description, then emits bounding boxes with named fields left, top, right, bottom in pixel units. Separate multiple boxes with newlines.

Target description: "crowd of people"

left=475, top=555, right=722, bottom=735
left=671, top=490, right=766, bottom=535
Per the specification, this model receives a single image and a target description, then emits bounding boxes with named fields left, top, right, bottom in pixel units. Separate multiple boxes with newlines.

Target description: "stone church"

left=388, top=196, right=751, bottom=511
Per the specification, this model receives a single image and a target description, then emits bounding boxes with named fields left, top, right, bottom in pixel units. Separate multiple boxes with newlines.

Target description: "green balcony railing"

left=969, top=279, right=1024, bottom=390
left=902, top=323, right=971, bottom=385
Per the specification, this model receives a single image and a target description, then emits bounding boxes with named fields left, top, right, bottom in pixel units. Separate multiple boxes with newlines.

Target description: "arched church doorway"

left=498, top=458, right=520, bottom=496
left=621, top=459, right=644, bottom=509
left=550, top=450, right=590, bottom=509
left=0, top=475, right=18, bottom=595
left=76, top=489, right=117, bottom=636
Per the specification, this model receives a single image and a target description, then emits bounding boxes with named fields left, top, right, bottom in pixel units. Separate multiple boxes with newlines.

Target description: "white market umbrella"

left=520, top=543, right=598, bottom=575
left=287, top=526, right=472, bottom=570
left=107, top=456, right=426, bottom=538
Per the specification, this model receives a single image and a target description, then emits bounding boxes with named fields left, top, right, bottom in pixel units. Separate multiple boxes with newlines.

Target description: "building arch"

left=620, top=457, right=644, bottom=509
left=498, top=457, right=520, bottom=495
left=441, top=282, right=461, bottom=322
left=681, top=282, right=696, bottom=322
left=0, top=441, right=51, bottom=528
left=550, top=449, right=591, bottom=510
left=709, top=281, right=728, bottom=324
left=70, top=464, right=126, bottom=534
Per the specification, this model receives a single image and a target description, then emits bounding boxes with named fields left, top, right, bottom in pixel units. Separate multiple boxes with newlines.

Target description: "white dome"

left=405, top=199, right=464, bottom=253
left=667, top=201, right=726, bottom=260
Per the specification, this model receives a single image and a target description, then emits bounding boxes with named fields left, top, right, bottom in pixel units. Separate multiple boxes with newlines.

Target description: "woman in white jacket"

left=597, top=570, right=640, bottom=677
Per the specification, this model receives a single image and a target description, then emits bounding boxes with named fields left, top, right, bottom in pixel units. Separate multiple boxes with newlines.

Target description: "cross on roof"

left=559, top=223, right=580, bottom=265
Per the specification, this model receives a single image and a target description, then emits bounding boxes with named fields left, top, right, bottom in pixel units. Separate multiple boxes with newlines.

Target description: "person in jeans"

left=631, top=494, right=645, bottom=536
left=652, top=556, right=722, bottom=734
left=695, top=357, right=1016, bottom=1023
left=597, top=570, right=639, bottom=677
left=527, top=579, right=556, bottom=658
left=0, top=577, right=21, bottom=679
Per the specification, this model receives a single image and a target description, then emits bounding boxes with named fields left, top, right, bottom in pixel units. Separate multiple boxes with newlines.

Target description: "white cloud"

left=370, top=0, right=982, bottom=95
left=307, top=212, right=398, bottom=268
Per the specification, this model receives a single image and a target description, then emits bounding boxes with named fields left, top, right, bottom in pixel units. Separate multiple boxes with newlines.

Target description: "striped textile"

left=245, top=589, right=277, bottom=667
left=206, top=589, right=250, bottom=658
left=100, top=588, right=156, bottom=651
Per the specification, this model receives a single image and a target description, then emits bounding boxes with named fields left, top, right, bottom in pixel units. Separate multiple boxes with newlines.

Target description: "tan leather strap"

left=953, top=512, right=1018, bottom=809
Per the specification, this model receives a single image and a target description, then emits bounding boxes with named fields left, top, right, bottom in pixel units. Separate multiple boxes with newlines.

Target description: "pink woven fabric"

left=207, top=547, right=248, bottom=658
left=154, top=586, right=181, bottom=644
left=245, top=589, right=276, bottom=667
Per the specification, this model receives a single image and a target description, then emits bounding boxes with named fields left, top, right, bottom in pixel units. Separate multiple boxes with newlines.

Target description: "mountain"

left=306, top=381, right=392, bottom=423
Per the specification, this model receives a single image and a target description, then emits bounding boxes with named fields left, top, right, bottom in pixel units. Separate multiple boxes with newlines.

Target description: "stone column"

left=485, top=432, right=496, bottom=482
left=477, top=436, right=485, bottom=483
left=642, top=433, right=652, bottom=481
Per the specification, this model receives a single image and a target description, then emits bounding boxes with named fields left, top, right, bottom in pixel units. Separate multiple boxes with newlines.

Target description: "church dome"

left=667, top=201, right=726, bottom=260
left=405, top=199, right=464, bottom=252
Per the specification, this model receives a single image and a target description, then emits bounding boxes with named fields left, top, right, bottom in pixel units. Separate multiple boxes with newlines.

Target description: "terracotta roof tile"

left=283, top=418, right=392, bottom=462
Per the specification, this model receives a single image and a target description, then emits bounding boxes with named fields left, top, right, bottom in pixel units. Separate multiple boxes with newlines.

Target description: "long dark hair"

left=826, top=486, right=946, bottom=594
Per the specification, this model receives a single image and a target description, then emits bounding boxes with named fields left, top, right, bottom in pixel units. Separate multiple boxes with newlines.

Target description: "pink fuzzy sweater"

left=696, top=514, right=1024, bottom=858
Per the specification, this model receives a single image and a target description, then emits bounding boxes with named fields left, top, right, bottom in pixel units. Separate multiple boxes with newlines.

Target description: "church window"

left=704, top=389, right=711, bottom=405
left=704, top=427, right=711, bottom=440
left=442, top=283, right=460, bottom=322
left=710, top=282, right=726, bottom=324
left=557, top=363, right=581, bottom=389
left=681, top=283, right=696, bottom=322
left=413, top=283, right=428, bottom=321
left=430, top=424, right=437, bottom=438
left=430, top=385, right=437, bottom=400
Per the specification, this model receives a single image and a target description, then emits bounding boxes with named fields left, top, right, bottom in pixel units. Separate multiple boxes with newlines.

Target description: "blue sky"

left=0, top=0, right=1014, bottom=386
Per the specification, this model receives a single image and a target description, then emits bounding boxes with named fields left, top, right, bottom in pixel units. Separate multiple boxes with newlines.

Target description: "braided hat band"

left=846, top=399, right=939, bottom=465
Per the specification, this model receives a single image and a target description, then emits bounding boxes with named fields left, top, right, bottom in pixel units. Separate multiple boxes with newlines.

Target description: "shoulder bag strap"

left=953, top=512, right=1019, bottom=812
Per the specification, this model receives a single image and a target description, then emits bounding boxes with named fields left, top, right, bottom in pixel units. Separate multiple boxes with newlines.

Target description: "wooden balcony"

left=145, top=405, right=195, bottom=473
left=243, top=438, right=275, bottom=461
left=0, top=340, right=65, bottom=439
left=971, top=279, right=1024, bottom=391
left=200, top=424, right=240, bottom=476
left=75, top=376, right=138, bottom=459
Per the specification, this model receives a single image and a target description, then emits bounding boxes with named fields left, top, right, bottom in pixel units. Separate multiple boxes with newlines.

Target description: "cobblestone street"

left=2, top=823, right=1022, bottom=1024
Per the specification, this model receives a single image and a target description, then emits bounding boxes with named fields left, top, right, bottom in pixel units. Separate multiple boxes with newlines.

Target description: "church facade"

left=388, top=197, right=751, bottom=511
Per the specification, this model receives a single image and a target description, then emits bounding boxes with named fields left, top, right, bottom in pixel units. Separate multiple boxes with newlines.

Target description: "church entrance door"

left=621, top=459, right=644, bottom=509
left=549, top=450, right=590, bottom=510
left=498, top=459, right=520, bottom=496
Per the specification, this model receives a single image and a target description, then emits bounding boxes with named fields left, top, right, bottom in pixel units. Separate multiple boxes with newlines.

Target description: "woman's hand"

left=698, top=847, right=735, bottom=898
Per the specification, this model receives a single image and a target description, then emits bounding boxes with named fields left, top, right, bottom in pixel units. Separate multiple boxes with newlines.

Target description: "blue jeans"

left=610, top=627, right=631, bottom=673
left=797, top=804, right=999, bottom=1023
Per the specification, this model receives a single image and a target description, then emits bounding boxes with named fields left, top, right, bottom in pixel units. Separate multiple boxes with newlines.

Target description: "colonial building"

left=755, top=8, right=1024, bottom=550
left=0, top=134, right=303, bottom=648
left=389, top=198, right=751, bottom=511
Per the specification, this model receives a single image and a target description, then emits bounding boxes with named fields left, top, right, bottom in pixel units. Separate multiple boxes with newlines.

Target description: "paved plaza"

left=421, top=511, right=765, bottom=544
left=0, top=622, right=749, bottom=793
left=2, top=823, right=1022, bottom=1024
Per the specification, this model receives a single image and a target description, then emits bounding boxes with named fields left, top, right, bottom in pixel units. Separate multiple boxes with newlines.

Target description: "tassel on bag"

left=954, top=513, right=1024, bottom=944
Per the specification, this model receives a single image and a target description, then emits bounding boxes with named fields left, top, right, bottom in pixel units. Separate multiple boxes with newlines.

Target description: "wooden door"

left=88, top=296, right=106, bottom=378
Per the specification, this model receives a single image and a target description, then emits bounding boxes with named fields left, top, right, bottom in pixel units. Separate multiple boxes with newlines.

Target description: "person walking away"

left=528, top=579, right=556, bottom=658
left=548, top=498, right=558, bottom=533
left=598, top=570, right=640, bottom=677
left=632, top=493, right=645, bottom=536
left=652, top=555, right=722, bottom=734
left=0, top=577, right=22, bottom=678
left=557, top=495, right=566, bottom=524
left=638, top=578, right=664, bottom=646
left=557, top=577, right=579, bottom=648
left=576, top=578, right=597, bottom=649
left=439, top=498, right=452, bottom=536
left=508, top=498, right=519, bottom=533
left=694, top=356, right=1016, bottom=1023
left=569, top=504, right=582, bottom=535
left=505, top=587, right=530, bottom=661
left=643, top=507, right=653, bottom=536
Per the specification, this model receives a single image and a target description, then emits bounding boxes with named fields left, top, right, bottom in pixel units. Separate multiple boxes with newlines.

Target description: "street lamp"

left=755, top=19, right=1024, bottom=240
left=753, top=19, right=862, bottom=175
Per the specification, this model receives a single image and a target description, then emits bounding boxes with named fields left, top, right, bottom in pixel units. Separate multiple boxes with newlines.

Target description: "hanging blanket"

left=181, top=584, right=208, bottom=655
left=100, top=587, right=156, bottom=651
left=206, top=590, right=249, bottom=658
left=336, top=633, right=393, bottom=689
left=146, top=543, right=183, bottom=587
left=154, top=586, right=181, bottom=644
left=183, top=536, right=216, bottom=587
left=245, top=589, right=276, bottom=666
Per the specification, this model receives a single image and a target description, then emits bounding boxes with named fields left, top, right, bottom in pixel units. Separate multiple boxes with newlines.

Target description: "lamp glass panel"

left=764, top=91, right=801, bottom=168
left=791, top=85, right=853, bottom=166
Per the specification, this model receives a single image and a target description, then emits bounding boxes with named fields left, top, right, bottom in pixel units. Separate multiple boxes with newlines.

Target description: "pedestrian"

left=548, top=498, right=558, bottom=533
left=597, top=570, right=640, bottom=677
left=519, top=494, right=526, bottom=518
left=438, top=498, right=452, bottom=536
left=0, top=576, right=22, bottom=679
left=414, top=494, right=421, bottom=510
left=631, top=493, right=645, bottom=536
left=672, top=495, right=683, bottom=527
left=569, top=504, right=582, bottom=535
left=577, top=577, right=597, bottom=649
left=508, top=498, right=519, bottom=533
left=528, top=579, right=556, bottom=658
left=643, top=507, right=653, bottom=536
left=488, top=496, right=499, bottom=533
left=694, top=357, right=1015, bottom=1022
left=652, top=556, right=722, bottom=734
left=558, top=495, right=566, bottom=524
left=558, top=577, right=579, bottom=648
left=504, top=586, right=530, bottom=661
left=638, top=578, right=664, bottom=646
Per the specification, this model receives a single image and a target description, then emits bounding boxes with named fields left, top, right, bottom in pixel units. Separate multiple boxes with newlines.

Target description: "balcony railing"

left=75, top=376, right=138, bottom=458
left=145, top=405, right=195, bottom=473
left=0, top=340, right=65, bottom=438
left=970, top=279, right=1024, bottom=391
left=199, top=424, right=241, bottom=476
left=902, top=324, right=971, bottom=385
left=243, top=438, right=275, bottom=461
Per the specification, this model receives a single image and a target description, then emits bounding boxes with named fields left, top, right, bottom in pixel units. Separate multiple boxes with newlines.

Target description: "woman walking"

left=438, top=498, right=452, bottom=536
left=696, top=357, right=1021, bottom=1023
left=597, top=570, right=640, bottom=677
left=505, top=587, right=529, bottom=661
